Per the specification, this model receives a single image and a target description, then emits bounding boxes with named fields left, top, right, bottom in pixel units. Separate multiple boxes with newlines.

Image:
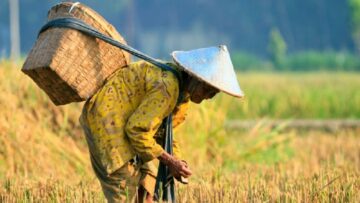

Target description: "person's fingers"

left=170, top=167, right=186, bottom=178
left=178, top=161, right=192, bottom=176
left=169, top=167, right=182, bottom=179
left=180, top=160, right=188, bottom=166
left=180, top=172, right=191, bottom=178
left=179, top=167, right=192, bottom=177
left=183, top=164, right=192, bottom=173
left=168, top=159, right=192, bottom=178
left=173, top=169, right=191, bottom=178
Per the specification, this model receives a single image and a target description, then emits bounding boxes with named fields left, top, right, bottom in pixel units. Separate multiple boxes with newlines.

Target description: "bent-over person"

left=79, top=46, right=243, bottom=202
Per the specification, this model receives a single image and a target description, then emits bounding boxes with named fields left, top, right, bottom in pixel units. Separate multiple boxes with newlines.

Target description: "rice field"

left=225, top=72, right=360, bottom=119
left=0, top=60, right=359, bottom=202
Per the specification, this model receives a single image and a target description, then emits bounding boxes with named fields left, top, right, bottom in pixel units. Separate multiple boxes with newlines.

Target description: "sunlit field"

left=0, top=60, right=359, bottom=202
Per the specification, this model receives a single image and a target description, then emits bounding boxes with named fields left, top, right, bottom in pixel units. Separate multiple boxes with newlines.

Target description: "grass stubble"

left=0, top=61, right=359, bottom=202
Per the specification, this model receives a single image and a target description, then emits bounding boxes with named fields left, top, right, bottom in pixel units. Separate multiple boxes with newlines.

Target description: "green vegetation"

left=230, top=52, right=269, bottom=71
left=0, top=61, right=359, bottom=202
left=349, top=0, right=360, bottom=53
left=224, top=72, right=360, bottom=119
left=0, top=0, right=355, bottom=58
left=232, top=51, right=360, bottom=71
left=268, top=28, right=287, bottom=70
left=285, top=51, right=360, bottom=71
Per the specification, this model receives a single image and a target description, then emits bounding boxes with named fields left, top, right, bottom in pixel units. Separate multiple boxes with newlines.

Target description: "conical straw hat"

left=172, top=45, right=244, bottom=98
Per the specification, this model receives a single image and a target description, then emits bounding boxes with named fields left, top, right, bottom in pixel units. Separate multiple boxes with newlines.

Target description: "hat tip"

left=219, top=45, right=228, bottom=52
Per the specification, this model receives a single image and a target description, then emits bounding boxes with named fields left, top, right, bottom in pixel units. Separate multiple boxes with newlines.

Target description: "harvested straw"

left=22, top=2, right=130, bottom=105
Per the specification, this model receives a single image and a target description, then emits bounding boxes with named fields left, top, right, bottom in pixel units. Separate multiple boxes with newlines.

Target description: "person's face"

left=187, top=77, right=219, bottom=104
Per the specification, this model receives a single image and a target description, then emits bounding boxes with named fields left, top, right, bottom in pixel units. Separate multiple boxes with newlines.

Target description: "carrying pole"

left=9, top=0, right=21, bottom=61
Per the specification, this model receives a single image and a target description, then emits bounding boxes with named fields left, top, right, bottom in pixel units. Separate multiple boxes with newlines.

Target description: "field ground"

left=0, top=61, right=359, bottom=202
left=1, top=129, right=359, bottom=202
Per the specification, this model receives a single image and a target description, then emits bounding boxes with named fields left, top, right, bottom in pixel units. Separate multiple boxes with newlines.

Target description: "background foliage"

left=0, top=0, right=356, bottom=61
left=349, top=0, right=360, bottom=53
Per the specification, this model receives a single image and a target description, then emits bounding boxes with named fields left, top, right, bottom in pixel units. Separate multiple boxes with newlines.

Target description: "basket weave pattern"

left=22, top=2, right=130, bottom=105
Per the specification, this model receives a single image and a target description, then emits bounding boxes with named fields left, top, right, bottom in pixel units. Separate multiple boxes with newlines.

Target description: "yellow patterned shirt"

left=80, top=61, right=189, bottom=174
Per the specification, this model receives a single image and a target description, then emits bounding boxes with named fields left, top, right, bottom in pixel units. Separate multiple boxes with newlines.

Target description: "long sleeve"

left=125, top=67, right=179, bottom=163
left=171, top=96, right=190, bottom=159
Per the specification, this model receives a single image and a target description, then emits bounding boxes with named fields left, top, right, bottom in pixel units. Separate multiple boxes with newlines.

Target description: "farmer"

left=79, top=46, right=243, bottom=202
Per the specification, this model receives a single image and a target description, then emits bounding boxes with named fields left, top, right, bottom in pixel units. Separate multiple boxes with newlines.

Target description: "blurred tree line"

left=0, top=0, right=359, bottom=70
left=349, top=0, right=360, bottom=53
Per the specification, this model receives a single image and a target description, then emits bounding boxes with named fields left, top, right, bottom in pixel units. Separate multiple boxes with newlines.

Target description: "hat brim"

left=172, top=46, right=244, bottom=98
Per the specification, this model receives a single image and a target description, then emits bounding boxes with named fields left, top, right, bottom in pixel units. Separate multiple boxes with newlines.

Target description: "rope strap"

left=40, top=17, right=177, bottom=202
left=39, top=17, right=182, bottom=87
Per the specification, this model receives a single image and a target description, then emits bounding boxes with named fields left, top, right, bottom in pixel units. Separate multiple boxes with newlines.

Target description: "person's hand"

left=158, top=152, right=192, bottom=179
left=168, top=159, right=192, bottom=179
left=175, top=161, right=189, bottom=184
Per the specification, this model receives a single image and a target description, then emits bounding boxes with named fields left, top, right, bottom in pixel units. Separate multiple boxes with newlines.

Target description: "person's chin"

left=190, top=96, right=203, bottom=104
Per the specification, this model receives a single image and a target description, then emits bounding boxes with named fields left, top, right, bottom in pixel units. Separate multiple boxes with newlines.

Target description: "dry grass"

left=1, top=130, right=358, bottom=202
left=178, top=130, right=360, bottom=202
left=0, top=61, right=359, bottom=202
left=0, top=61, right=91, bottom=180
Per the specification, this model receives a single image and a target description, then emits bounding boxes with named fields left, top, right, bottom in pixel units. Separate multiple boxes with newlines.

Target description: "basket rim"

left=49, top=2, right=122, bottom=42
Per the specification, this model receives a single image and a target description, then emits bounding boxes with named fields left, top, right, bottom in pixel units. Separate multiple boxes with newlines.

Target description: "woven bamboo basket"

left=22, top=2, right=130, bottom=105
